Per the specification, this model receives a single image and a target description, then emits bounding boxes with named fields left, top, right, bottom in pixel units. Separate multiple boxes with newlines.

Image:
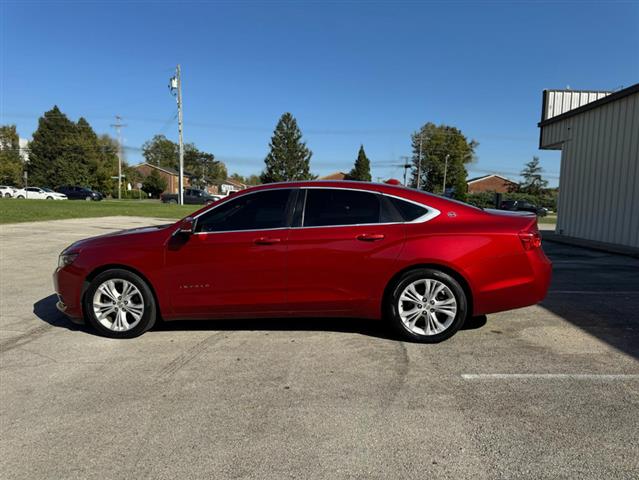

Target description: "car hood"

left=64, top=223, right=174, bottom=252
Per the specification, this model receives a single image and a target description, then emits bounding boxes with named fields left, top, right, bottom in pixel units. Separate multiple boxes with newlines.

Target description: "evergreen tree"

left=28, top=106, right=86, bottom=187
left=519, top=156, right=548, bottom=195
left=261, top=113, right=313, bottom=183
left=0, top=125, right=24, bottom=186
left=27, top=107, right=117, bottom=190
left=349, top=145, right=372, bottom=181
left=410, top=123, right=477, bottom=200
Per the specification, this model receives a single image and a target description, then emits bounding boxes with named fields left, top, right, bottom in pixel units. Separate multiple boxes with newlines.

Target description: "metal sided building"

left=538, top=83, right=639, bottom=253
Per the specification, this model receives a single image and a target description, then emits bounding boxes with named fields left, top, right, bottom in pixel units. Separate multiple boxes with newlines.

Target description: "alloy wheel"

left=397, top=279, right=457, bottom=336
left=92, top=279, right=145, bottom=332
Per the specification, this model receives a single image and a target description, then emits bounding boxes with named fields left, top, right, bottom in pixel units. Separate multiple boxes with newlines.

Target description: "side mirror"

left=179, top=216, right=195, bottom=234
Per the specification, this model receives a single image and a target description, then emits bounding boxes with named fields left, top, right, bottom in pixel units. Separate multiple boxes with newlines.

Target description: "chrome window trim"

left=298, top=186, right=440, bottom=228
left=182, top=185, right=440, bottom=235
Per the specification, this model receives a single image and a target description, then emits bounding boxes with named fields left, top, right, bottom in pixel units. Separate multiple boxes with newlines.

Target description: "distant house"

left=319, top=171, right=350, bottom=180
left=134, top=163, right=193, bottom=194
left=209, top=178, right=247, bottom=196
left=467, top=174, right=518, bottom=193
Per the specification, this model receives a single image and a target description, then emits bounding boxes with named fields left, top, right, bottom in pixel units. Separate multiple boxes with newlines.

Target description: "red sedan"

left=53, top=181, right=551, bottom=342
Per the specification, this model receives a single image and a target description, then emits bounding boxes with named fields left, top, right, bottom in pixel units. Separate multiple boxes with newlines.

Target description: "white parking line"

left=547, top=290, right=639, bottom=294
left=461, top=374, right=639, bottom=380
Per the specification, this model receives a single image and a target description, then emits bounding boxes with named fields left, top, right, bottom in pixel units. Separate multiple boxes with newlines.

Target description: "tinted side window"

left=388, top=197, right=428, bottom=221
left=196, top=189, right=292, bottom=233
left=303, top=189, right=380, bottom=227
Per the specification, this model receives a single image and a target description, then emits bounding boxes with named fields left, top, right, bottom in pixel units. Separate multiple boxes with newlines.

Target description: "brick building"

left=467, top=174, right=518, bottom=193
left=134, top=163, right=193, bottom=194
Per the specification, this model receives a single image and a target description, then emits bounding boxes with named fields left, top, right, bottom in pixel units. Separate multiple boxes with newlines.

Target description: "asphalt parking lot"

left=1, top=217, right=638, bottom=480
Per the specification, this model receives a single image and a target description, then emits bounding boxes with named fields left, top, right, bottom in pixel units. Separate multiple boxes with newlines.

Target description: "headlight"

left=58, top=253, right=78, bottom=268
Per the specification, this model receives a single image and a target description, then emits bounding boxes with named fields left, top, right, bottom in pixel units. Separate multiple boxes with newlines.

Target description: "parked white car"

left=0, top=186, right=17, bottom=198
left=13, top=187, right=68, bottom=200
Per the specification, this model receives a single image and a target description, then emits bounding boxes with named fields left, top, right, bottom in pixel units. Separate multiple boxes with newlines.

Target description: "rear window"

left=387, top=196, right=428, bottom=221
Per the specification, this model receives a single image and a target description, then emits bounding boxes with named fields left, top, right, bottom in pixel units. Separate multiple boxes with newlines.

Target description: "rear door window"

left=303, top=189, right=381, bottom=227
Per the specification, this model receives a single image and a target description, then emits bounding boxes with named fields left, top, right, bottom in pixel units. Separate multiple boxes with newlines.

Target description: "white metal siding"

left=549, top=92, right=639, bottom=248
left=543, top=90, right=611, bottom=120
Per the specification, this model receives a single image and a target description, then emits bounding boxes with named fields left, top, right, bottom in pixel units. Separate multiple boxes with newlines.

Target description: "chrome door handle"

left=254, top=237, right=282, bottom=245
left=356, top=233, right=385, bottom=242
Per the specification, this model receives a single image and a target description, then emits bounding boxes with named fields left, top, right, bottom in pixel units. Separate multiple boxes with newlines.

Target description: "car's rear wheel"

left=85, top=196, right=92, bottom=201
left=169, top=199, right=178, bottom=204
left=46, top=196, right=53, bottom=200
left=386, top=268, right=467, bottom=343
left=84, top=269, right=156, bottom=338
left=17, top=195, right=24, bottom=199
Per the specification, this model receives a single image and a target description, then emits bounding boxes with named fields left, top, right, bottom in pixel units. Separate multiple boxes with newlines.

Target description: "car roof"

left=236, top=180, right=480, bottom=213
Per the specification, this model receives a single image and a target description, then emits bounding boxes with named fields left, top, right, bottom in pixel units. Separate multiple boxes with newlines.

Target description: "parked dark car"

left=56, top=186, right=103, bottom=201
left=161, top=188, right=221, bottom=205
left=500, top=200, right=547, bottom=217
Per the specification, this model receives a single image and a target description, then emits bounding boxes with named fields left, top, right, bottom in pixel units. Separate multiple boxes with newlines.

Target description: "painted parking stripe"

left=461, top=374, right=639, bottom=380
left=547, top=290, right=639, bottom=294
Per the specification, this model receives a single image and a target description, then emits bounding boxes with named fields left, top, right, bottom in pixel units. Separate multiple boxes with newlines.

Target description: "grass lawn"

left=0, top=199, right=198, bottom=224
left=538, top=214, right=557, bottom=225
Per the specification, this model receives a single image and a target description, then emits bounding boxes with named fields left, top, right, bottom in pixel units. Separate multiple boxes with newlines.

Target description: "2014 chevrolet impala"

left=53, top=181, right=551, bottom=342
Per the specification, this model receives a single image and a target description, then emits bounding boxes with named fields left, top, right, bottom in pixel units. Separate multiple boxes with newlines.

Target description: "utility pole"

left=111, top=116, right=126, bottom=200
left=442, top=154, right=450, bottom=195
left=400, top=156, right=411, bottom=186
left=169, top=65, right=185, bottom=205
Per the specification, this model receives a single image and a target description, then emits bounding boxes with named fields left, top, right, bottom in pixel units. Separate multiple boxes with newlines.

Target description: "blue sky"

left=2, top=1, right=638, bottom=186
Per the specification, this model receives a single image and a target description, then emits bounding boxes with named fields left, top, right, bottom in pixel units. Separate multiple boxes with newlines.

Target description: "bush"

left=107, top=188, right=151, bottom=200
left=466, top=191, right=557, bottom=211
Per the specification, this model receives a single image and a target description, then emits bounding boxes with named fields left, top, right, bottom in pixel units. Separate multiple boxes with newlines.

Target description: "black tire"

left=83, top=269, right=157, bottom=339
left=386, top=268, right=468, bottom=343
left=17, top=195, right=24, bottom=199
left=46, top=196, right=53, bottom=200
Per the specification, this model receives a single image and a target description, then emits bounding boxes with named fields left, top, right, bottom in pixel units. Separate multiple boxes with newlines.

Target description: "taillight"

left=519, top=231, right=542, bottom=250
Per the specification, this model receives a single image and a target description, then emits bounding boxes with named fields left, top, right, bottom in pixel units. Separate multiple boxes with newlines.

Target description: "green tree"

left=519, top=156, right=548, bottom=195
left=142, top=169, right=168, bottom=198
left=184, top=144, right=226, bottom=189
left=76, top=118, right=116, bottom=193
left=142, top=134, right=178, bottom=169
left=0, top=125, right=24, bottom=186
left=261, top=113, right=313, bottom=183
left=28, top=106, right=87, bottom=187
left=230, top=173, right=261, bottom=185
left=349, top=145, right=372, bottom=181
left=410, top=123, right=477, bottom=200
left=27, top=107, right=117, bottom=190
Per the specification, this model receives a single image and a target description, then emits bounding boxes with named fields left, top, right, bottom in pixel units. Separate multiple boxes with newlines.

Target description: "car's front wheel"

left=84, top=269, right=157, bottom=338
left=386, top=268, right=468, bottom=343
